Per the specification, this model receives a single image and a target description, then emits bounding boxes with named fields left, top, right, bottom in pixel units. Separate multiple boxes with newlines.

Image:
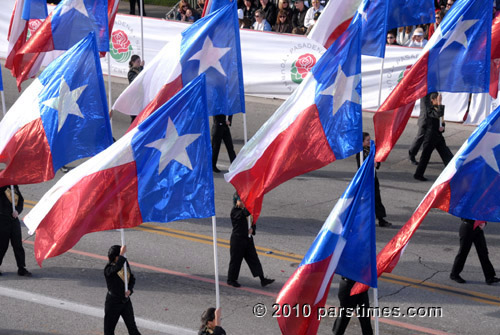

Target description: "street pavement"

left=0, top=64, right=499, bottom=335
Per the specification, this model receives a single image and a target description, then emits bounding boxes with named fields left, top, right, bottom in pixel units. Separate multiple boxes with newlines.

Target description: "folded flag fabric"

left=352, top=103, right=500, bottom=295
left=0, top=32, right=113, bottom=188
left=276, top=141, right=377, bottom=335
left=113, top=1, right=245, bottom=131
left=225, top=13, right=363, bottom=223
left=24, top=75, right=214, bottom=266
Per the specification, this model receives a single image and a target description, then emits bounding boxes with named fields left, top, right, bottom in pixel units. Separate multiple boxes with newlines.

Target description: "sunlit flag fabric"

left=308, top=0, right=361, bottom=49
left=24, top=75, right=214, bottom=266
left=352, top=105, right=500, bottom=296
left=276, top=141, right=377, bottom=335
left=225, top=15, right=362, bottom=223
left=358, top=0, right=389, bottom=58
left=9, top=0, right=109, bottom=90
left=113, top=1, right=245, bottom=130
left=0, top=33, right=113, bottom=188
left=5, top=0, right=48, bottom=75
left=386, top=0, right=435, bottom=30
left=374, top=0, right=491, bottom=162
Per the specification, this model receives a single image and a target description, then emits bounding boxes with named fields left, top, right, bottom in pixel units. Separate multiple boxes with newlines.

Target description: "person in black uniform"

left=332, top=276, right=373, bottom=335
left=211, top=114, right=237, bottom=173
left=0, top=185, right=31, bottom=277
left=356, top=133, right=392, bottom=227
left=128, top=55, right=145, bottom=124
left=450, top=218, right=500, bottom=285
left=129, top=0, right=146, bottom=16
left=104, top=245, right=141, bottom=335
left=408, top=94, right=431, bottom=165
left=198, top=307, right=226, bottom=335
left=227, top=192, right=274, bottom=288
left=413, top=92, right=454, bottom=181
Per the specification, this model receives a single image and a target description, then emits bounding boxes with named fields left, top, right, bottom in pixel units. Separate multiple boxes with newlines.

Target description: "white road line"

left=0, top=286, right=196, bottom=335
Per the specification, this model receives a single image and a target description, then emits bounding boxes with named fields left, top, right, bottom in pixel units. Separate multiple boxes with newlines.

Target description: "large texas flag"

left=276, top=141, right=377, bottom=335
left=0, top=33, right=112, bottom=188
left=113, top=1, right=244, bottom=129
left=24, top=75, right=214, bottom=265
left=374, top=0, right=491, bottom=162
left=352, top=103, right=500, bottom=295
left=225, top=14, right=363, bottom=223
left=8, top=0, right=109, bottom=90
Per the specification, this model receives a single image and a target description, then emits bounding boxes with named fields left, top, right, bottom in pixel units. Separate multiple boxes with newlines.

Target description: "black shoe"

left=486, top=277, right=500, bottom=285
left=409, top=154, right=419, bottom=165
left=450, top=274, right=466, bottom=284
left=17, top=268, right=32, bottom=277
left=213, top=166, right=221, bottom=173
left=261, top=278, right=275, bottom=287
left=227, top=280, right=241, bottom=287
left=413, top=174, right=428, bottom=181
left=0, top=270, right=2, bottom=276
left=60, top=166, right=70, bottom=173
left=378, top=219, right=392, bottom=227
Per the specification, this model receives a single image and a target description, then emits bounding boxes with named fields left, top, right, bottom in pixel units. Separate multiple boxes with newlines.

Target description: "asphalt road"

left=0, top=64, right=499, bottom=335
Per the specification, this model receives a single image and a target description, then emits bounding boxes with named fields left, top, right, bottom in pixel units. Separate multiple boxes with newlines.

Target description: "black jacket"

left=104, top=256, right=136, bottom=301
left=230, top=207, right=253, bottom=238
left=292, top=6, right=308, bottom=29
left=127, top=66, right=143, bottom=84
left=0, top=185, right=24, bottom=218
left=213, top=114, right=233, bottom=126
left=198, top=326, right=226, bottom=335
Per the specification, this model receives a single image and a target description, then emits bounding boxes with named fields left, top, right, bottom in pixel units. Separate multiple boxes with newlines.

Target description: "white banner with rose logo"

left=0, top=0, right=497, bottom=124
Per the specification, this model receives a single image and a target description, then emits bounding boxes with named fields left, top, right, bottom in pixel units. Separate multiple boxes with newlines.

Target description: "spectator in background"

left=273, top=9, right=293, bottom=33
left=242, top=0, right=256, bottom=25
left=397, top=26, right=415, bottom=46
left=304, top=0, right=323, bottom=30
left=259, top=0, right=278, bottom=28
left=292, top=0, right=309, bottom=35
left=407, top=27, right=427, bottom=47
left=252, top=9, right=272, bottom=31
left=278, top=0, right=293, bottom=22
left=386, top=32, right=399, bottom=45
left=183, top=8, right=199, bottom=22
left=176, top=0, right=192, bottom=21
left=428, top=10, right=443, bottom=40
left=195, top=0, right=205, bottom=14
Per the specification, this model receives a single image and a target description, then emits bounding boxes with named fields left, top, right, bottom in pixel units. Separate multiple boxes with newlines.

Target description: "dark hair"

left=129, top=55, right=140, bottom=68
left=362, top=132, right=370, bottom=141
left=200, top=307, right=216, bottom=330
left=233, top=191, right=241, bottom=207
left=108, top=245, right=121, bottom=262
left=275, top=9, right=289, bottom=25
left=429, top=92, right=439, bottom=101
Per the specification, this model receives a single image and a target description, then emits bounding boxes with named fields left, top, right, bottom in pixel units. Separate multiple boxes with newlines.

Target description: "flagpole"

left=373, top=287, right=380, bottom=335
left=120, top=228, right=129, bottom=293
left=211, top=216, right=220, bottom=308
left=1, top=86, right=17, bottom=215
left=377, top=57, right=386, bottom=108
left=139, top=0, right=145, bottom=61
left=107, top=53, right=113, bottom=130
left=243, top=114, right=248, bottom=144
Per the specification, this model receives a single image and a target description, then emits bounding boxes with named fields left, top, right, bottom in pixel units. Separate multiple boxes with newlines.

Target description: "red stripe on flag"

left=127, top=75, right=184, bottom=132
left=0, top=118, right=54, bottom=187
left=229, top=105, right=336, bottom=222
left=374, top=53, right=429, bottom=162
left=324, top=17, right=352, bottom=49
left=277, top=255, right=335, bottom=335
left=34, top=161, right=142, bottom=266
left=351, top=182, right=451, bottom=295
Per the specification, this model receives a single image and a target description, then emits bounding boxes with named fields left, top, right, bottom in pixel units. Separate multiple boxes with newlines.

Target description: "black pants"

left=104, top=295, right=141, bottom=335
left=227, top=236, right=264, bottom=282
left=451, top=221, right=496, bottom=280
left=408, top=123, right=426, bottom=158
left=414, top=123, right=453, bottom=178
left=211, top=123, right=236, bottom=168
left=374, top=175, right=386, bottom=220
left=332, top=278, right=373, bottom=335
left=0, top=216, right=26, bottom=269
left=129, top=0, right=146, bottom=15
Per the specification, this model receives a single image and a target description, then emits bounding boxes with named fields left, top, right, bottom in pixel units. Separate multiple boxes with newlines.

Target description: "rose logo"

left=291, top=53, right=317, bottom=84
left=26, top=19, right=43, bottom=41
left=398, top=64, right=412, bottom=83
left=109, top=30, right=133, bottom=63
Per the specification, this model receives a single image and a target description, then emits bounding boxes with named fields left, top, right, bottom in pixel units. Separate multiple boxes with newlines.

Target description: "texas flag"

left=5, top=0, right=48, bottom=74
left=358, top=0, right=389, bottom=57
left=225, top=14, right=362, bottom=223
left=277, top=141, right=377, bottom=335
left=386, top=0, right=435, bottom=30
left=24, top=75, right=214, bottom=265
left=374, top=0, right=491, bottom=162
left=113, top=1, right=244, bottom=129
left=9, top=0, right=109, bottom=90
left=352, top=104, right=500, bottom=296
left=489, top=14, right=500, bottom=99
left=0, top=33, right=113, bottom=188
